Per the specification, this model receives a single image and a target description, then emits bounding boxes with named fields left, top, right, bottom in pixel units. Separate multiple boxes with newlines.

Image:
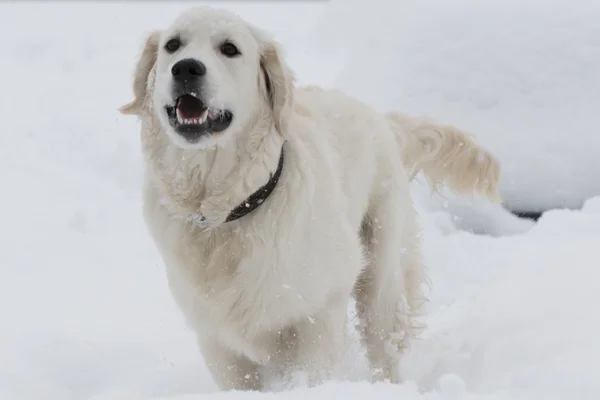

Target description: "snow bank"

left=308, top=0, right=600, bottom=212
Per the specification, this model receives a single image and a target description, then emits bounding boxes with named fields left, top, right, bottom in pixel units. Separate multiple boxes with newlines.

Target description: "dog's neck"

left=142, top=112, right=285, bottom=219
left=225, top=143, right=285, bottom=223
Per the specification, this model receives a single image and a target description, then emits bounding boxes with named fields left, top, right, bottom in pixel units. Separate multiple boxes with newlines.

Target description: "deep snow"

left=1, top=1, right=599, bottom=400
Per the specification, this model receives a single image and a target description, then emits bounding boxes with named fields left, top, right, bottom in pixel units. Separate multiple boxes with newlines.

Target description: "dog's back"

left=298, top=86, right=500, bottom=202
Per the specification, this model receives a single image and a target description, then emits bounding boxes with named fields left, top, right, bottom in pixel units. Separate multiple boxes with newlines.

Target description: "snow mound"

left=308, top=0, right=600, bottom=212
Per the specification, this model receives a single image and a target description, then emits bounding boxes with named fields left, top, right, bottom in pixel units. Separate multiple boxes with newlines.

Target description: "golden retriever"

left=120, top=6, right=500, bottom=391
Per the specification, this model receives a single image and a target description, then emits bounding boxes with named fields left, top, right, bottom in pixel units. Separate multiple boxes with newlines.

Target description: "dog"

left=120, top=7, right=500, bottom=391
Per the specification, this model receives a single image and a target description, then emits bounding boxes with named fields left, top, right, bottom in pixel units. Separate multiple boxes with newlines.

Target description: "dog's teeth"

left=200, top=110, right=208, bottom=123
left=176, top=113, right=209, bottom=125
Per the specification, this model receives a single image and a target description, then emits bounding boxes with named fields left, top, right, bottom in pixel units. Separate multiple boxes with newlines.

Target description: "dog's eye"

left=220, top=41, right=241, bottom=58
left=165, top=38, right=181, bottom=53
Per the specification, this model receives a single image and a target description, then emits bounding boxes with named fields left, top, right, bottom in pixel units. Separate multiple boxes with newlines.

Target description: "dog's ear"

left=120, top=31, right=161, bottom=116
left=258, top=34, right=295, bottom=136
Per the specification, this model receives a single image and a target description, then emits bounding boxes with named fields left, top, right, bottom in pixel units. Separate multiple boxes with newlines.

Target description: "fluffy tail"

left=386, top=111, right=501, bottom=202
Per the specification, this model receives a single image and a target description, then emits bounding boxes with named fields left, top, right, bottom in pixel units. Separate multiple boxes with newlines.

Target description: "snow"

left=1, top=1, right=599, bottom=400
left=308, top=0, right=600, bottom=213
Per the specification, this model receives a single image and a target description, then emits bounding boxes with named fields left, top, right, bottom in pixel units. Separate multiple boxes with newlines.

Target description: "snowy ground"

left=1, top=1, right=599, bottom=400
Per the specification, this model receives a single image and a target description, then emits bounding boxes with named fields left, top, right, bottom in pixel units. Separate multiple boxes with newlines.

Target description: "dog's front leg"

left=286, top=299, right=348, bottom=387
left=198, top=338, right=263, bottom=391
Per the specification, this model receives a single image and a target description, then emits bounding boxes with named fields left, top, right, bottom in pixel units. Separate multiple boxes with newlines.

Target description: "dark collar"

left=225, top=144, right=285, bottom=223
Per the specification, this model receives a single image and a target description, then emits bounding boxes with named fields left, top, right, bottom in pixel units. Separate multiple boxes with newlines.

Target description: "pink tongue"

left=177, top=95, right=205, bottom=119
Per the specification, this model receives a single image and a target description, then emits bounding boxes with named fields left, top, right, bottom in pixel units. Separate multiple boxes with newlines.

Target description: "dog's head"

left=120, top=7, right=294, bottom=149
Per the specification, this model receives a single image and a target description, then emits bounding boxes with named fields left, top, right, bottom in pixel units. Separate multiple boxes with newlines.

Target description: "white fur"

left=120, top=7, right=500, bottom=391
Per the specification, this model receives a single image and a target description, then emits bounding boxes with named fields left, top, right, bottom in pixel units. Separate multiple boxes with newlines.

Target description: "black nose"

left=171, top=58, right=206, bottom=82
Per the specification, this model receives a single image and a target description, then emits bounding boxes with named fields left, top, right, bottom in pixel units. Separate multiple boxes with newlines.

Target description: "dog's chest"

left=163, top=226, right=319, bottom=342
left=144, top=176, right=353, bottom=359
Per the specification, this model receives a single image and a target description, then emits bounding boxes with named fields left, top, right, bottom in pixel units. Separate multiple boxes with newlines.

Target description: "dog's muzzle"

left=164, top=58, right=234, bottom=143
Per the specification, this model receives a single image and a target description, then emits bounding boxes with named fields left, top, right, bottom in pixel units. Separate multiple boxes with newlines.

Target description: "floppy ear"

left=259, top=38, right=295, bottom=135
left=119, top=31, right=161, bottom=116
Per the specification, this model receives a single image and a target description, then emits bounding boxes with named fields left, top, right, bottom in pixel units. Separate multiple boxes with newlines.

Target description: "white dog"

left=120, top=7, right=500, bottom=391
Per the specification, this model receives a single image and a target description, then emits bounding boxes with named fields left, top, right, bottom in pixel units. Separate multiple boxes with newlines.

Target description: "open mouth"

left=165, top=94, right=233, bottom=141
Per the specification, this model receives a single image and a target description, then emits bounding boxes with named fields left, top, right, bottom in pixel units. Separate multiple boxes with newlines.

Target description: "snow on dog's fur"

left=120, top=7, right=500, bottom=391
